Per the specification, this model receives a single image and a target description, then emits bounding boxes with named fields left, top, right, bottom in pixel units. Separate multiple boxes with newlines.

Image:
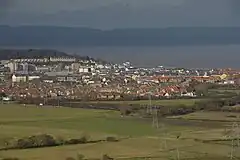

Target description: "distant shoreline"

left=1, top=26, right=240, bottom=47
left=0, top=45, right=240, bottom=68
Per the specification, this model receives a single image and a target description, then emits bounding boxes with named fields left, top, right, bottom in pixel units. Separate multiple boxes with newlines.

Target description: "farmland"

left=88, top=99, right=200, bottom=106
left=0, top=104, right=240, bottom=160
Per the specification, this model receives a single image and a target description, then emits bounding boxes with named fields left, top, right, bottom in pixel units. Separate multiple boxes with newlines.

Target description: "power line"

left=147, top=91, right=160, bottom=129
left=152, top=106, right=159, bottom=129
left=159, top=123, right=168, bottom=150
left=229, top=122, right=240, bottom=159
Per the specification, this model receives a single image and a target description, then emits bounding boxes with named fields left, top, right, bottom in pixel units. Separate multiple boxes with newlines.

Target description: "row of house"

left=11, top=57, right=76, bottom=63
left=12, top=74, right=40, bottom=83
left=140, top=75, right=224, bottom=84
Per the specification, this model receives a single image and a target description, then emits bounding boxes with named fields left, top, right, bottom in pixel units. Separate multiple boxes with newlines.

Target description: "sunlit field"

left=0, top=104, right=239, bottom=160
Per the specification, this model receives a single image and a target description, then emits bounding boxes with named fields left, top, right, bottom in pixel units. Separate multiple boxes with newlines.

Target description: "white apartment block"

left=50, top=57, right=76, bottom=62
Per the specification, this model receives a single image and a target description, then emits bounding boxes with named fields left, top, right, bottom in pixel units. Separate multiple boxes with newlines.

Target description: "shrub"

left=5, top=138, right=19, bottom=148
left=55, top=136, right=65, bottom=145
left=65, top=136, right=88, bottom=145
left=65, top=157, right=76, bottom=160
left=77, top=154, right=85, bottom=160
left=28, top=134, right=56, bottom=147
left=65, top=153, right=85, bottom=160
left=106, top=136, right=118, bottom=142
left=6, top=134, right=56, bottom=149
left=16, top=138, right=33, bottom=148
left=226, top=115, right=237, bottom=118
left=120, top=107, right=132, bottom=116
left=66, top=139, right=83, bottom=145
left=102, top=154, right=114, bottom=160
left=1, top=158, right=19, bottom=160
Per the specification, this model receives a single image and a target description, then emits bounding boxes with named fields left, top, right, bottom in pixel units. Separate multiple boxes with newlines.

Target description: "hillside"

left=0, top=49, right=69, bottom=60
left=0, top=49, right=100, bottom=62
left=1, top=26, right=240, bottom=46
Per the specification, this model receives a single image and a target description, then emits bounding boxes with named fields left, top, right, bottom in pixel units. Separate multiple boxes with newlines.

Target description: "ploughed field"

left=0, top=104, right=239, bottom=160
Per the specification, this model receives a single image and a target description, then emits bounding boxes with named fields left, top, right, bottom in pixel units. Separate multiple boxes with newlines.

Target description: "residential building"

left=6, top=61, right=18, bottom=73
left=79, top=67, right=95, bottom=73
left=12, top=74, right=27, bottom=83
left=50, top=57, right=76, bottom=63
left=71, top=63, right=81, bottom=72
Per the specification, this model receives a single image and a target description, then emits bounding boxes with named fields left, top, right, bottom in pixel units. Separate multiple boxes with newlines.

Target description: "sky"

left=1, top=0, right=182, bottom=13
left=0, top=0, right=240, bottom=28
left=1, top=0, right=240, bottom=68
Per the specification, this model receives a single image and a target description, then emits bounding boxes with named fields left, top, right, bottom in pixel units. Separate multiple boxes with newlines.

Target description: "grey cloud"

left=0, top=0, right=15, bottom=10
left=9, top=0, right=118, bottom=13
left=0, top=0, right=16, bottom=18
left=0, top=0, right=12, bottom=7
left=2, top=0, right=176, bottom=13
left=229, top=0, right=240, bottom=15
left=1, top=0, right=240, bottom=28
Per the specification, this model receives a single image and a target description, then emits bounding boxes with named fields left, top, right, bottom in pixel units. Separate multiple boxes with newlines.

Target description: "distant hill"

left=0, top=49, right=68, bottom=60
left=0, top=49, right=101, bottom=62
left=1, top=26, right=240, bottom=46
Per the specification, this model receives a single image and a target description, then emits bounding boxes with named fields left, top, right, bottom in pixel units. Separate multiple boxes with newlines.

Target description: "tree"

left=6, top=134, right=56, bottom=149
left=0, top=92, right=7, bottom=98
left=186, top=85, right=195, bottom=93
left=120, top=107, right=132, bottom=116
left=194, top=84, right=209, bottom=96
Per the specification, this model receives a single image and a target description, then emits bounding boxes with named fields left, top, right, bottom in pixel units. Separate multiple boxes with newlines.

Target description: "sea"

left=1, top=45, right=240, bottom=69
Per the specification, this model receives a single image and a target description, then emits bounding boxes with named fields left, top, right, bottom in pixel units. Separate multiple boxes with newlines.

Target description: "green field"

left=169, top=111, right=240, bottom=122
left=89, top=99, right=200, bottom=106
left=209, top=89, right=240, bottom=94
left=0, top=104, right=239, bottom=160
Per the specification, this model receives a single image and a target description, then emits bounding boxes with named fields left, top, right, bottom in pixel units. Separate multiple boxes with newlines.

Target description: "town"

left=0, top=51, right=238, bottom=104
left=1, top=50, right=240, bottom=160
left=2, top=1, right=240, bottom=159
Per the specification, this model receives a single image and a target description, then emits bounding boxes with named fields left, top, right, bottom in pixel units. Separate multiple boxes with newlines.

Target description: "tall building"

left=22, top=63, right=29, bottom=73
left=71, top=63, right=81, bottom=72
left=6, top=61, right=18, bottom=73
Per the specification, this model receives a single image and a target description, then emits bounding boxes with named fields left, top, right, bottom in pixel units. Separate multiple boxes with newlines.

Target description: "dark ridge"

left=1, top=26, right=240, bottom=46
left=0, top=49, right=68, bottom=60
left=0, top=49, right=104, bottom=63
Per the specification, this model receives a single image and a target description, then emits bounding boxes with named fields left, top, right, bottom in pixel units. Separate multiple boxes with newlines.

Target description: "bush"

left=55, top=136, right=65, bottom=145
left=1, top=158, right=19, bottom=160
left=102, top=154, right=113, bottom=160
left=65, top=157, right=76, bottom=160
left=5, top=134, right=95, bottom=150
left=66, top=139, right=83, bottom=145
left=226, top=115, right=237, bottom=118
left=120, top=107, right=132, bottom=116
left=16, top=138, right=33, bottom=149
left=106, top=136, right=118, bottom=142
left=6, top=134, right=56, bottom=149
left=28, top=134, right=56, bottom=147
left=77, top=154, right=85, bottom=160
left=65, top=153, right=84, bottom=160
left=65, top=136, right=88, bottom=145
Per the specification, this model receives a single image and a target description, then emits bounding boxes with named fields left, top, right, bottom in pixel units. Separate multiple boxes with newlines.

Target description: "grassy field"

left=0, top=104, right=239, bottom=160
left=88, top=99, right=200, bottom=106
left=209, top=89, right=240, bottom=94
left=169, top=111, right=240, bottom=122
